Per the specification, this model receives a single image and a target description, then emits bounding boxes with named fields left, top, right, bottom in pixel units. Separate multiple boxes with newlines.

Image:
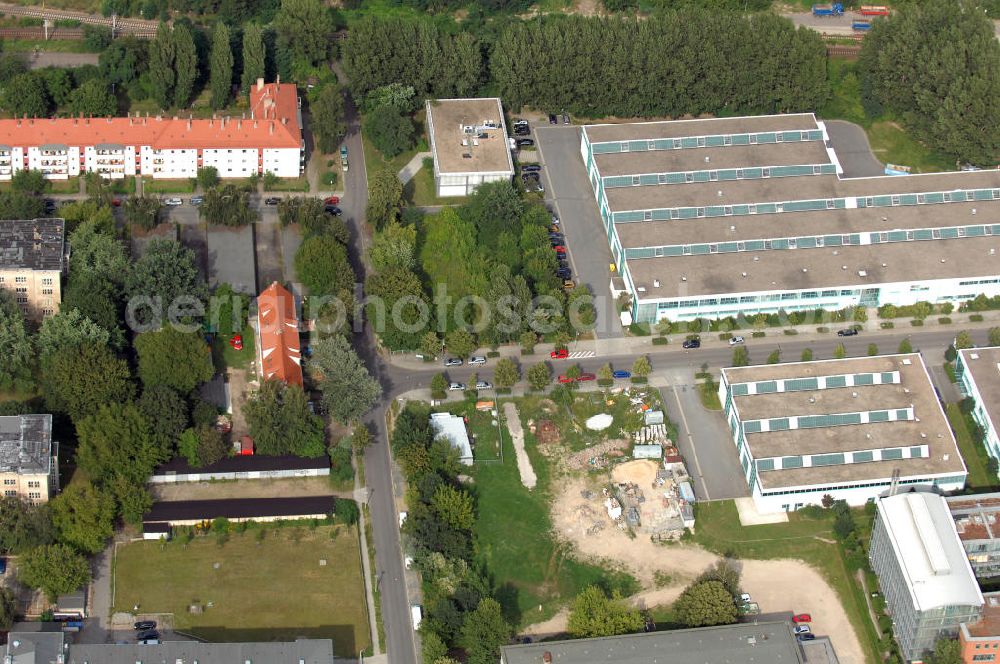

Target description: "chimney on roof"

left=269, top=121, right=274, bottom=135
left=282, top=117, right=288, bottom=125
left=187, top=118, right=192, bottom=130
left=257, top=77, right=264, bottom=91
left=276, top=74, right=280, bottom=85
left=238, top=119, right=242, bottom=130
left=254, top=120, right=258, bottom=129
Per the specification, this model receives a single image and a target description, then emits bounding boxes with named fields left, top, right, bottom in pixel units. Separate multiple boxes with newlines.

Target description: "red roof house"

left=255, top=282, right=303, bottom=388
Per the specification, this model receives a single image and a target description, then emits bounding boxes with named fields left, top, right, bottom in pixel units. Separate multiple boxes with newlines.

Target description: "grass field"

left=693, top=501, right=880, bottom=664
left=403, top=162, right=465, bottom=207
left=946, top=402, right=998, bottom=491
left=113, top=525, right=370, bottom=656
left=471, top=401, right=638, bottom=626
left=142, top=178, right=196, bottom=194
left=211, top=328, right=255, bottom=372
left=264, top=175, right=311, bottom=192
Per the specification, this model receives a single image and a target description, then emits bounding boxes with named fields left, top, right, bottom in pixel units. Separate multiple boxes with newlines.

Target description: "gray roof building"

left=0, top=219, right=66, bottom=272
left=67, top=638, right=335, bottom=664
left=0, top=414, right=55, bottom=476
left=501, top=622, right=809, bottom=664
left=4, top=623, right=66, bottom=664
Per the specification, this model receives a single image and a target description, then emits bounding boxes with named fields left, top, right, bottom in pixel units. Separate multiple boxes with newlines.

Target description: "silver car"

left=163, top=197, right=183, bottom=206
left=448, top=382, right=466, bottom=391
left=475, top=381, right=492, bottom=390
left=469, top=356, right=487, bottom=366
left=444, top=358, right=463, bottom=367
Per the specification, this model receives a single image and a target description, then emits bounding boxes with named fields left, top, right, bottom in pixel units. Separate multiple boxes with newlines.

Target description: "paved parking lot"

left=534, top=125, right=624, bottom=339
left=825, top=120, right=885, bottom=178
left=208, top=225, right=255, bottom=294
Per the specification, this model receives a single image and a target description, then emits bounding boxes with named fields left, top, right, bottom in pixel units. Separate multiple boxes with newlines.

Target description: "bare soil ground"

left=150, top=476, right=347, bottom=502
left=539, top=474, right=866, bottom=664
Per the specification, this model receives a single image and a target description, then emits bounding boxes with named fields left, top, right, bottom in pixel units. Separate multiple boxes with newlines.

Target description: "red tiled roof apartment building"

left=255, top=282, right=303, bottom=388
left=0, top=80, right=303, bottom=181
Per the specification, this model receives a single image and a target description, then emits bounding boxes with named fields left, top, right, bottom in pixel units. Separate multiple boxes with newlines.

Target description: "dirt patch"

left=150, top=476, right=344, bottom=502
left=535, top=420, right=561, bottom=446
left=611, top=459, right=659, bottom=486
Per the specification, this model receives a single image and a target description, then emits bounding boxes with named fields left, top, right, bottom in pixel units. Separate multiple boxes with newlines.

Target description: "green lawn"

left=2, top=39, right=99, bottom=53
left=697, top=378, right=722, bottom=410
left=472, top=399, right=638, bottom=626
left=436, top=399, right=504, bottom=461
left=211, top=328, right=256, bottom=371
left=142, top=178, right=196, bottom=194
left=360, top=115, right=428, bottom=185
left=818, top=59, right=867, bottom=126
left=0, top=177, right=82, bottom=194
left=866, top=121, right=953, bottom=173
left=693, top=501, right=880, bottom=664
left=946, top=403, right=998, bottom=491
left=113, top=525, right=370, bottom=656
left=403, top=163, right=465, bottom=207
left=264, top=175, right=311, bottom=192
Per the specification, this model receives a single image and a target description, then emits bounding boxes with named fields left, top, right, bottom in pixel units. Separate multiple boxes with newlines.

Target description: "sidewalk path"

left=354, top=469, right=381, bottom=655
left=503, top=402, right=536, bottom=489
left=397, top=152, right=431, bottom=185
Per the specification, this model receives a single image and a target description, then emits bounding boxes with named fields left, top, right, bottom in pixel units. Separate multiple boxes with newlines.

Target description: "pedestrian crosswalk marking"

left=568, top=350, right=596, bottom=359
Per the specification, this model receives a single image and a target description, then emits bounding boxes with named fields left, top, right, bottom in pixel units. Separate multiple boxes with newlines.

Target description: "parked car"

left=837, top=328, right=859, bottom=336
left=516, top=138, right=535, bottom=147
left=578, top=373, right=596, bottom=381
left=522, top=164, right=542, bottom=173
left=551, top=348, right=569, bottom=359
left=469, top=356, right=487, bottom=366
left=163, top=197, right=183, bottom=206
left=324, top=196, right=340, bottom=205
left=137, top=630, right=159, bottom=641
left=0, top=557, right=6, bottom=575
left=514, top=127, right=531, bottom=136
left=797, top=634, right=816, bottom=642
left=563, top=280, right=575, bottom=290
left=475, top=381, right=492, bottom=390
left=190, top=196, right=204, bottom=205
left=729, top=335, right=745, bottom=346
left=111, top=197, right=123, bottom=207
left=556, top=269, right=571, bottom=279
left=138, top=638, right=161, bottom=645
left=557, top=375, right=573, bottom=383
left=682, top=338, right=701, bottom=349
left=548, top=224, right=561, bottom=233
left=133, top=621, right=157, bottom=631
left=740, top=593, right=752, bottom=603
left=792, top=614, right=812, bottom=623
left=264, top=197, right=281, bottom=205
left=613, top=370, right=631, bottom=379
left=794, top=625, right=811, bottom=635
left=521, top=172, right=540, bottom=182
left=524, top=181, right=544, bottom=193
left=324, top=205, right=343, bottom=216
left=448, top=382, right=466, bottom=391
left=513, top=119, right=529, bottom=127
left=548, top=113, right=558, bottom=124
left=561, top=112, right=570, bottom=124
left=444, top=357, right=463, bottom=367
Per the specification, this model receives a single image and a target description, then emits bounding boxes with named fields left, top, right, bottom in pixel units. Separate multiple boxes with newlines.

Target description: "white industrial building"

left=578, top=113, right=1000, bottom=324
left=956, top=347, right=1000, bottom=478
left=719, top=354, right=966, bottom=513
left=869, top=491, right=984, bottom=662
left=426, top=98, right=514, bottom=197
left=0, top=80, right=303, bottom=180
left=430, top=411, right=473, bottom=465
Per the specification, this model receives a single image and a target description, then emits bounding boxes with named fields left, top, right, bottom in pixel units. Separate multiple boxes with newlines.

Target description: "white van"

left=411, top=604, right=423, bottom=630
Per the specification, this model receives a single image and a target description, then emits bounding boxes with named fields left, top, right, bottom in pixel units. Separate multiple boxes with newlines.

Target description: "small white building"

left=425, top=98, right=514, bottom=197
left=956, top=347, right=1000, bottom=478
left=719, top=353, right=967, bottom=513
left=430, top=412, right=473, bottom=465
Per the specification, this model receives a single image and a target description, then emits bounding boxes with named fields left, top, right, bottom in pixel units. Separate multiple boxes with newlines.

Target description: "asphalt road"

left=824, top=120, right=885, bottom=178
left=782, top=10, right=1000, bottom=39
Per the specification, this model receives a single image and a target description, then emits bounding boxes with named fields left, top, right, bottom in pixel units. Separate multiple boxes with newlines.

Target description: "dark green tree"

left=135, top=326, right=215, bottom=393
left=0, top=291, right=34, bottom=390
left=10, top=169, right=49, bottom=196
left=311, top=84, right=346, bottom=154
left=240, top=22, right=266, bottom=93
left=363, top=105, right=415, bottom=158
left=365, top=168, right=403, bottom=231
left=209, top=22, right=234, bottom=110
left=123, top=195, right=162, bottom=230
left=49, top=481, right=116, bottom=555
left=178, top=425, right=229, bottom=467
left=927, top=637, right=961, bottom=664
left=294, top=235, right=355, bottom=298
left=0, top=497, right=54, bottom=554
left=308, top=335, right=382, bottom=424
left=196, top=166, right=220, bottom=190
left=200, top=184, right=254, bottom=226
left=673, top=580, right=738, bottom=627
left=273, top=0, right=333, bottom=67
left=148, top=22, right=176, bottom=109
left=0, top=587, right=15, bottom=631
left=126, top=239, right=207, bottom=321
left=138, top=384, right=189, bottom=458
left=461, top=598, right=512, bottom=664
left=172, top=23, right=198, bottom=108
left=99, top=35, right=148, bottom=88
left=35, top=308, right=110, bottom=367
left=568, top=585, right=644, bottom=638
left=1, top=73, right=49, bottom=117
left=42, top=342, right=135, bottom=422
left=66, top=80, right=117, bottom=116
left=245, top=380, right=326, bottom=457
left=17, top=544, right=91, bottom=602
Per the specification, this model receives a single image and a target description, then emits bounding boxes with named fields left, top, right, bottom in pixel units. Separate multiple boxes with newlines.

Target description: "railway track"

left=0, top=1, right=159, bottom=34
left=826, top=44, right=862, bottom=58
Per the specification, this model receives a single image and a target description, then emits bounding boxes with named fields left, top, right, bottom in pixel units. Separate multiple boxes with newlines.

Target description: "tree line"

left=346, top=12, right=829, bottom=118
left=859, top=0, right=1000, bottom=167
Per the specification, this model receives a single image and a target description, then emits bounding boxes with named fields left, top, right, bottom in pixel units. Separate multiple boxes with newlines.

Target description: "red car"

left=111, top=197, right=122, bottom=207
left=550, top=349, right=569, bottom=359
left=324, top=196, right=340, bottom=205
left=792, top=614, right=811, bottom=623
left=552, top=245, right=566, bottom=253
left=578, top=373, right=596, bottom=381
left=557, top=375, right=573, bottom=383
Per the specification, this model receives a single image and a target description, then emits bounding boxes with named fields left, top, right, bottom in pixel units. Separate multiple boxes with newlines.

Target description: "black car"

left=548, top=113, right=558, bottom=124
left=556, top=268, right=571, bottom=279
left=521, top=172, right=540, bottom=182
left=137, top=630, right=160, bottom=641
left=682, top=338, right=701, bottom=349
left=522, top=164, right=542, bottom=173
left=549, top=234, right=564, bottom=242
left=324, top=205, right=343, bottom=216
left=797, top=634, right=816, bottom=642
left=514, top=126, right=531, bottom=136
left=837, top=328, right=859, bottom=337
left=516, top=138, right=535, bottom=147
left=264, top=197, right=281, bottom=205
left=42, top=199, right=57, bottom=213
left=134, top=621, right=157, bottom=631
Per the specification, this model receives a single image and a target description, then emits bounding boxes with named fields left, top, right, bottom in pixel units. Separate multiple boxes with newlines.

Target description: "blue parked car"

left=612, top=370, right=631, bottom=379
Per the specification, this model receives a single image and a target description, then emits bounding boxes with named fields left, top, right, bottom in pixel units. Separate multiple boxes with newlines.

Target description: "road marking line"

left=670, top=383, right=711, bottom=501
left=569, top=350, right=596, bottom=359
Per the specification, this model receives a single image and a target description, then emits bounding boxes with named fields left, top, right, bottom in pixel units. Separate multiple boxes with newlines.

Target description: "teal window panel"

left=718, top=242, right=739, bottom=253
left=914, top=229, right=934, bottom=240
left=692, top=171, right=711, bottom=182
left=853, top=451, right=874, bottom=463
left=993, top=225, right=1000, bottom=235
left=756, top=381, right=778, bottom=394
left=741, top=454, right=749, bottom=473
left=895, top=409, right=909, bottom=419
left=825, top=375, right=847, bottom=388
left=639, top=174, right=659, bottom=186
left=924, top=192, right=945, bottom=203
left=626, top=248, right=655, bottom=259
left=872, top=195, right=893, bottom=206
left=651, top=209, right=672, bottom=221
left=807, top=130, right=824, bottom=140
left=677, top=208, right=699, bottom=219
left=680, top=137, right=699, bottom=148
left=939, top=227, right=960, bottom=238
left=662, top=246, right=684, bottom=256
left=732, top=384, right=749, bottom=396
left=966, top=225, right=986, bottom=237
left=591, top=143, right=620, bottom=154
left=856, top=198, right=867, bottom=208
left=718, top=170, right=739, bottom=181
left=614, top=211, right=645, bottom=222
left=824, top=235, right=843, bottom=246
left=869, top=233, right=882, bottom=244
left=880, top=372, right=895, bottom=383
left=822, top=290, right=838, bottom=297
left=769, top=418, right=790, bottom=430
left=888, top=231, right=908, bottom=241
left=743, top=168, right=763, bottom=179
left=757, top=133, right=777, bottom=143
left=731, top=134, right=751, bottom=145
left=854, top=373, right=874, bottom=385
left=833, top=199, right=847, bottom=209
left=899, top=194, right=918, bottom=205
left=651, top=139, right=673, bottom=150
left=881, top=448, right=903, bottom=460
left=798, top=413, right=861, bottom=428
left=975, top=189, right=994, bottom=201
left=743, top=420, right=762, bottom=434
left=666, top=173, right=687, bottom=184
left=756, top=459, right=775, bottom=471
left=705, top=136, right=726, bottom=147
left=780, top=132, right=801, bottom=142
left=847, top=234, right=860, bottom=244
left=796, top=237, right=818, bottom=249
left=785, top=200, right=828, bottom=211
left=628, top=141, right=648, bottom=152
left=705, top=206, right=726, bottom=217
left=690, top=244, right=711, bottom=255
left=784, top=378, right=818, bottom=391
left=822, top=164, right=839, bottom=174
left=868, top=410, right=890, bottom=423
left=781, top=456, right=803, bottom=469
left=812, top=453, right=845, bottom=466
left=909, top=446, right=923, bottom=457
left=771, top=239, right=790, bottom=249
left=732, top=205, right=751, bottom=215
left=744, top=240, right=765, bottom=250
left=756, top=203, right=777, bottom=214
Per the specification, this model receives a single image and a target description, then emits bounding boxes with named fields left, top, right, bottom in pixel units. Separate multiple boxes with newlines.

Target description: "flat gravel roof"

left=594, top=140, right=831, bottom=177
left=427, top=98, right=513, bottom=175
left=584, top=113, right=819, bottom=143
